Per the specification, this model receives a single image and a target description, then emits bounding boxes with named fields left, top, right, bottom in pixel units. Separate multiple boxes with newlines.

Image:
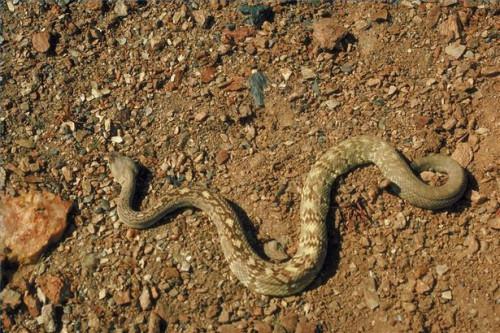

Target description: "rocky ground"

left=0, top=0, right=499, bottom=332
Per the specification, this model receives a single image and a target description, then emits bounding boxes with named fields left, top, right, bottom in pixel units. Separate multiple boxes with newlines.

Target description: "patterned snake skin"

left=108, top=136, right=467, bottom=296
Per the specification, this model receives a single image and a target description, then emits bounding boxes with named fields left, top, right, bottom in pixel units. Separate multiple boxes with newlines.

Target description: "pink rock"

left=0, top=192, right=71, bottom=264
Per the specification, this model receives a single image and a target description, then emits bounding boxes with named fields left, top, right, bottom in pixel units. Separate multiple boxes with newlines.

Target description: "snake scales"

left=109, top=136, right=467, bottom=296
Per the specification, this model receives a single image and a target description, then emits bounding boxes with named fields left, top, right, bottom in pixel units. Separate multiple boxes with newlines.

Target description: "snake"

left=108, top=136, right=467, bottom=296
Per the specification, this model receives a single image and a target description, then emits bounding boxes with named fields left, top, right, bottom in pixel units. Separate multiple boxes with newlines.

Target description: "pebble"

left=147, top=312, right=162, bottom=333
left=194, top=110, right=208, bottom=122
left=435, top=264, right=449, bottom=277
left=32, top=31, right=51, bottom=53
left=0, top=288, right=22, bottom=310
left=215, top=149, right=230, bottom=165
left=218, top=309, right=231, bottom=323
left=301, top=66, right=316, bottom=80
left=279, top=313, right=298, bottom=332
left=38, top=304, right=56, bottom=333
left=296, top=319, right=317, bottom=333
left=488, top=217, right=500, bottom=230
left=451, top=142, right=473, bottom=168
left=263, top=240, right=289, bottom=261
left=85, top=0, right=103, bottom=11
left=114, top=0, right=128, bottom=17
left=36, top=274, right=66, bottom=304
left=445, top=43, right=466, bottom=60
left=387, top=85, right=397, bottom=96
left=441, top=290, right=453, bottom=300
left=280, top=68, right=292, bottom=81
left=0, top=167, right=5, bottom=189
left=139, top=287, right=152, bottom=310
left=114, top=290, right=132, bottom=305
left=340, top=64, right=353, bottom=74
left=363, top=277, right=380, bottom=310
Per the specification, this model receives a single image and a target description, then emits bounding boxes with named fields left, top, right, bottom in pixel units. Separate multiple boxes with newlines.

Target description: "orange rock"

left=0, top=192, right=71, bottom=264
left=200, top=66, right=217, bottom=83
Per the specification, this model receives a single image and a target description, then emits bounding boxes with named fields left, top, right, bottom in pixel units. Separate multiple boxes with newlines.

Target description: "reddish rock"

left=37, top=274, right=68, bottom=304
left=215, top=150, right=230, bottom=165
left=0, top=192, right=71, bottom=264
left=165, top=68, right=185, bottom=91
left=23, top=294, right=41, bottom=318
left=32, top=31, right=51, bottom=53
left=224, top=76, right=246, bottom=91
left=312, top=18, right=349, bottom=50
left=200, top=66, right=217, bottom=83
left=222, top=26, right=255, bottom=44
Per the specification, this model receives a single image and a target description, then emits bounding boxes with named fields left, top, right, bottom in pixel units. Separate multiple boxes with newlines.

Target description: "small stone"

left=192, top=10, right=211, bottom=28
left=139, top=287, right=152, bottom=311
left=23, top=294, right=41, bottom=318
left=36, top=274, right=67, bottom=304
left=440, top=0, right=458, bottom=6
left=0, top=288, right=22, bottom=310
left=164, top=267, right=180, bottom=280
left=38, top=304, right=56, bottom=333
left=324, top=99, right=341, bottom=110
left=200, top=66, right=217, bottom=84
left=147, top=312, right=162, bottom=333
left=387, top=85, right=397, bottom=96
left=0, top=167, right=5, bottom=190
left=114, top=0, right=128, bottom=17
left=219, top=324, right=241, bottom=333
left=312, top=18, right=349, bottom=50
left=263, top=240, right=289, bottom=261
left=435, top=264, right=449, bottom=277
left=32, top=31, right=51, bottom=53
left=206, top=304, right=220, bottom=319
left=441, top=290, right=453, bottom=300
left=279, top=313, right=298, bottom=332
left=82, top=253, right=98, bottom=271
left=254, top=321, right=272, bottom=333
left=215, top=150, right=230, bottom=165
left=463, top=235, right=479, bottom=256
left=296, top=319, right=317, bottom=333
left=444, top=43, right=466, bottom=60
left=194, top=111, right=208, bottom=122
left=114, top=290, right=132, bottom=305
left=301, top=66, right=316, bottom=80
left=372, top=9, right=389, bottom=22
left=451, top=142, right=473, bottom=168
left=415, top=278, right=432, bottom=294
left=366, top=78, right=381, bottom=87
left=488, top=217, right=500, bottom=230
left=442, top=118, right=457, bottom=131
left=439, top=14, right=462, bottom=41
left=98, top=289, right=107, bottom=300
left=340, top=64, right=353, bottom=74
left=280, top=68, right=292, bottom=81
left=470, top=190, right=487, bottom=205
left=218, top=309, right=231, bottom=323
left=85, top=0, right=103, bottom=11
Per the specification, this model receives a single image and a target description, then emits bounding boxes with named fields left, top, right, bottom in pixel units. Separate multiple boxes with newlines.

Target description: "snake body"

left=108, top=136, right=466, bottom=296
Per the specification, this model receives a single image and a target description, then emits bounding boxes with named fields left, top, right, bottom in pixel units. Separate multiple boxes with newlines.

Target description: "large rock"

left=312, top=18, right=349, bottom=50
left=0, top=192, right=71, bottom=264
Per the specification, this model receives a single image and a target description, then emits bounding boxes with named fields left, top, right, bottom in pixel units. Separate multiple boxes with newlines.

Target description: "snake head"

left=108, top=153, right=139, bottom=185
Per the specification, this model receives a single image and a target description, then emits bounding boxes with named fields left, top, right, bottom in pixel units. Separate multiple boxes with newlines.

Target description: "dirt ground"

left=0, top=1, right=499, bottom=332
